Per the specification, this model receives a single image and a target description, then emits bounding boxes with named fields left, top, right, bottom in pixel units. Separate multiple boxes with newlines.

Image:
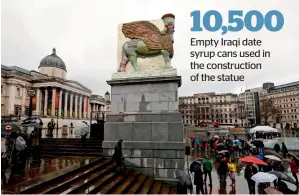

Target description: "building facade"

left=1, top=48, right=108, bottom=124
left=179, top=92, right=242, bottom=126
left=239, top=87, right=267, bottom=125
left=260, top=81, right=299, bottom=129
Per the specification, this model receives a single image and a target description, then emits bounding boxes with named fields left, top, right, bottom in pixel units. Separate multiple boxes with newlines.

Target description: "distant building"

left=1, top=48, right=108, bottom=125
left=239, top=87, right=267, bottom=125
left=179, top=92, right=242, bottom=126
left=260, top=81, right=299, bottom=129
left=104, top=91, right=111, bottom=113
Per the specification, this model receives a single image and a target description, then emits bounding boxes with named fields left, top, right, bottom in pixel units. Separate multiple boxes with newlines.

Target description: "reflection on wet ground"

left=188, top=150, right=298, bottom=194
left=2, top=156, right=94, bottom=194
left=41, top=128, right=84, bottom=139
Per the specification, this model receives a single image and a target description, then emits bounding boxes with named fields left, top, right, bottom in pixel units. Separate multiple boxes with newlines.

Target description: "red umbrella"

left=189, top=136, right=195, bottom=140
left=240, top=156, right=268, bottom=166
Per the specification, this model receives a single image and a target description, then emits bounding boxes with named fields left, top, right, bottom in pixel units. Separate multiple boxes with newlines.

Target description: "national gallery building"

left=1, top=48, right=110, bottom=124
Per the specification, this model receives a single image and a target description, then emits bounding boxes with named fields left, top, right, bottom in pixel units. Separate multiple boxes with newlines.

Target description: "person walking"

left=195, top=136, right=199, bottom=151
left=281, top=142, right=288, bottom=158
left=227, top=158, right=236, bottom=186
left=69, top=122, right=73, bottom=134
left=244, top=163, right=258, bottom=194
left=112, top=139, right=124, bottom=172
left=47, top=119, right=55, bottom=137
left=203, top=155, right=213, bottom=186
left=289, top=155, right=298, bottom=185
left=194, top=166, right=204, bottom=194
left=218, top=157, right=228, bottom=182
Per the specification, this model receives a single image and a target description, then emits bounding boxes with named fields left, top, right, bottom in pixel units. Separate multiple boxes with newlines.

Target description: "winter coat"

left=290, top=160, right=298, bottom=173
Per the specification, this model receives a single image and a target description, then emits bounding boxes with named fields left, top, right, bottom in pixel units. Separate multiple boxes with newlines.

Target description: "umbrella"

left=175, top=170, right=192, bottom=189
left=217, top=143, right=224, bottom=146
left=190, top=160, right=203, bottom=173
left=189, top=136, right=195, bottom=140
left=218, top=150, right=229, bottom=154
left=251, top=172, right=277, bottom=183
left=74, top=123, right=89, bottom=136
left=234, top=139, right=242, bottom=146
left=264, top=149, right=283, bottom=159
left=22, top=122, right=42, bottom=129
left=268, top=171, right=296, bottom=185
left=213, top=135, right=219, bottom=139
left=264, top=155, right=281, bottom=162
left=1, top=123, right=22, bottom=137
left=264, top=187, right=283, bottom=195
left=287, top=153, right=299, bottom=165
left=250, top=139, right=263, bottom=145
left=240, top=156, right=268, bottom=165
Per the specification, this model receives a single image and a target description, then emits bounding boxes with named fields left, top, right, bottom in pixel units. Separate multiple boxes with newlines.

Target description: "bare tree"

left=260, top=98, right=280, bottom=125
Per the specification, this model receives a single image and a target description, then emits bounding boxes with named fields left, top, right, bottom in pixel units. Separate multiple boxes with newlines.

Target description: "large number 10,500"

left=190, top=10, right=284, bottom=34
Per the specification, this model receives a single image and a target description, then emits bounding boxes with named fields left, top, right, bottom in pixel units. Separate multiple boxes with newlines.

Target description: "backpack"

left=15, top=136, right=27, bottom=151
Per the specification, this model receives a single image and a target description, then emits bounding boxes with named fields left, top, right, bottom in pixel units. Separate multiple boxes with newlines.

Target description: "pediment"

left=64, top=80, right=91, bottom=92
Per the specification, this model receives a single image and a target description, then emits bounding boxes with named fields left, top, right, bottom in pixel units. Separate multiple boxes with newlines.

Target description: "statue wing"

left=122, top=21, right=163, bottom=50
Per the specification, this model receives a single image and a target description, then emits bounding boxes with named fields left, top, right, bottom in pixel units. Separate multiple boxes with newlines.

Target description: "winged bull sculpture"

left=118, top=13, right=175, bottom=72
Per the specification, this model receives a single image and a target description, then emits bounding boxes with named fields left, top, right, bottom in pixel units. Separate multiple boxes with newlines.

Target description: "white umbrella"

left=264, top=155, right=281, bottom=162
left=251, top=172, right=277, bottom=183
left=75, top=123, right=89, bottom=136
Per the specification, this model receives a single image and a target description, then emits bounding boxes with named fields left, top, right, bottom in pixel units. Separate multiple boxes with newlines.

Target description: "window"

left=17, top=88, right=21, bottom=96
left=1, top=85, right=3, bottom=94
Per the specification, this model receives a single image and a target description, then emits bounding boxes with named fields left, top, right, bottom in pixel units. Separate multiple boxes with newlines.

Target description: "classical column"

left=36, top=88, right=41, bottom=115
left=64, top=91, right=68, bottom=118
left=58, top=89, right=63, bottom=117
left=83, top=96, right=87, bottom=119
left=79, top=95, right=82, bottom=118
left=70, top=93, right=73, bottom=118
left=7, top=83, right=16, bottom=115
left=44, top=88, right=48, bottom=116
left=21, top=87, right=27, bottom=116
left=51, top=87, right=56, bottom=117
left=75, top=94, right=78, bottom=118
left=88, top=99, right=91, bottom=119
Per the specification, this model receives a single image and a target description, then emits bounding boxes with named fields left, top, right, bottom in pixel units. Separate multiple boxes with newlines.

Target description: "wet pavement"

left=2, top=156, right=95, bottom=194
left=41, top=128, right=84, bottom=139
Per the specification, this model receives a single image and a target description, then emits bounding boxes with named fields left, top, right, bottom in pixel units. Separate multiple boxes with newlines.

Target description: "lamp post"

left=27, top=89, right=36, bottom=118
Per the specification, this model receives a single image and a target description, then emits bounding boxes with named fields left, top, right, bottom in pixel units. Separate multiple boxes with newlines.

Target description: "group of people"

left=1, top=123, right=41, bottom=184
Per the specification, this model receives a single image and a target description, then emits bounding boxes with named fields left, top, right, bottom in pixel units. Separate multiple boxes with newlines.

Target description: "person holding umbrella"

left=289, top=155, right=298, bottom=185
left=244, top=162, right=258, bottom=194
left=227, top=158, right=236, bottom=186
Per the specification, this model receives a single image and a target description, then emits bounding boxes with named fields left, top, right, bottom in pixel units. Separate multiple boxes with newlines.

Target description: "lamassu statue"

left=118, top=13, right=175, bottom=72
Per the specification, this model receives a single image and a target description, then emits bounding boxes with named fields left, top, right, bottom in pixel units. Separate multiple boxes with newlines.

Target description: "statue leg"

left=122, top=41, right=139, bottom=72
left=161, top=50, right=171, bottom=68
left=118, top=46, right=129, bottom=72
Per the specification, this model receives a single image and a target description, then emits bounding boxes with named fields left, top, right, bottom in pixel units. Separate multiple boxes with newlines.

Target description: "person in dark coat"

left=281, top=142, right=288, bottom=158
left=112, top=139, right=124, bottom=172
left=274, top=144, right=280, bottom=153
left=218, top=157, right=228, bottom=182
left=244, top=163, right=258, bottom=194
left=194, top=167, right=204, bottom=194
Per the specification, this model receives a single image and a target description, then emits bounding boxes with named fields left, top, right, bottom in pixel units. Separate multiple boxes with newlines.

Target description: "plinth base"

left=103, top=76, right=184, bottom=182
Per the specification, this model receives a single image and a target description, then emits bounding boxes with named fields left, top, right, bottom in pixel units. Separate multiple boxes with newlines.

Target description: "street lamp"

left=27, top=89, right=36, bottom=118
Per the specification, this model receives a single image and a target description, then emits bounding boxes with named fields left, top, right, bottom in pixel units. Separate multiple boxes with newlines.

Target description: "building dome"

left=38, top=48, right=67, bottom=71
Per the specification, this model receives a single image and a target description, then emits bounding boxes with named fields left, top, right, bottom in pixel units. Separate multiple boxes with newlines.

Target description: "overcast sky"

left=2, top=0, right=298, bottom=97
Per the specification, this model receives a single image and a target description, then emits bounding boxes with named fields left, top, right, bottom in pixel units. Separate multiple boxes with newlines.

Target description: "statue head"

left=162, top=13, right=175, bottom=34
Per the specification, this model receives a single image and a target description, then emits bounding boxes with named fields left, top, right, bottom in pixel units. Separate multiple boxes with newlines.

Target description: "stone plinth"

left=103, top=76, right=184, bottom=182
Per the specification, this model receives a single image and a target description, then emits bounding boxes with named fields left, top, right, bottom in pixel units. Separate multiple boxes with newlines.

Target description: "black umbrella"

left=1, top=123, right=22, bottom=137
left=190, top=160, right=203, bottom=173
left=250, top=139, right=263, bottom=145
left=269, top=171, right=296, bottom=185
left=175, top=170, right=192, bottom=189
left=288, top=153, right=299, bottom=165
left=264, top=149, right=283, bottom=159
left=22, top=122, right=42, bottom=129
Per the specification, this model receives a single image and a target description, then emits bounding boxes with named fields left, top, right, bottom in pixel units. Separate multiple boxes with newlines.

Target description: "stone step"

left=42, top=145, right=102, bottom=150
left=41, top=151, right=103, bottom=156
left=41, top=139, right=102, bottom=143
left=19, top=158, right=176, bottom=194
